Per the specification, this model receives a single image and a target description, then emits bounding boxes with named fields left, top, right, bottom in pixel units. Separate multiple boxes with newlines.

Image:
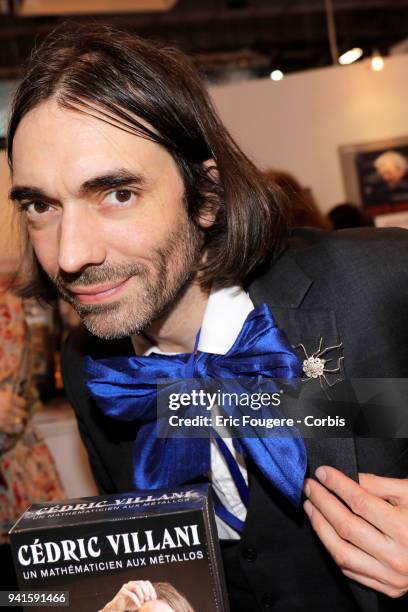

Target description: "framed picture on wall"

left=339, top=136, right=408, bottom=218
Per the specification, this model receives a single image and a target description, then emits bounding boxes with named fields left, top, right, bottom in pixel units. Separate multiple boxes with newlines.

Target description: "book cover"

left=10, top=483, right=229, bottom=612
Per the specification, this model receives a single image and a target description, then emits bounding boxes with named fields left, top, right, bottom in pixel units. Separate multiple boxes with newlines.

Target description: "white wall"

left=210, top=54, right=408, bottom=212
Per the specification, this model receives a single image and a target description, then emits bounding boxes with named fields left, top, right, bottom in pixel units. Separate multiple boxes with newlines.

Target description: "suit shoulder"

left=287, top=227, right=408, bottom=279
left=289, top=226, right=408, bottom=253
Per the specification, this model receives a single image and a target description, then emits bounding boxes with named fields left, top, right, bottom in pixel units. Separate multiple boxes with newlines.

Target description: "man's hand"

left=303, top=466, right=408, bottom=599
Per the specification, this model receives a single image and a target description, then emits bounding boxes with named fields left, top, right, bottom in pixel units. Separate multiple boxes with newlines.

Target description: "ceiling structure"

left=1, top=0, right=408, bottom=82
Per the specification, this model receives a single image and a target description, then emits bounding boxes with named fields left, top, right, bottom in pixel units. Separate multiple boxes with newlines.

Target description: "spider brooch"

left=295, top=337, right=344, bottom=390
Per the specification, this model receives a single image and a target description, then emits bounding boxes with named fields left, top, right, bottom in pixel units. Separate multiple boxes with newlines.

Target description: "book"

left=10, top=483, right=229, bottom=611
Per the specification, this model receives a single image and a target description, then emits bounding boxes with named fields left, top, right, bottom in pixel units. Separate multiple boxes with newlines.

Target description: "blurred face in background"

left=376, top=161, right=405, bottom=187
left=374, top=151, right=407, bottom=188
left=11, top=99, right=203, bottom=340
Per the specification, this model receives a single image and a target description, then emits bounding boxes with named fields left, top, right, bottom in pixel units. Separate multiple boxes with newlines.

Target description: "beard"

left=51, top=215, right=202, bottom=340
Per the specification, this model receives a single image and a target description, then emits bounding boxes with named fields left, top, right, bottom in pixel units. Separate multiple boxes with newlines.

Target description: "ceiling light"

left=338, top=47, right=363, bottom=65
left=270, top=70, right=284, bottom=81
left=371, top=50, right=384, bottom=72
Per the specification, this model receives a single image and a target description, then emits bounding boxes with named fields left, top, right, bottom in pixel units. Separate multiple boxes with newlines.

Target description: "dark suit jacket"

left=61, top=228, right=408, bottom=612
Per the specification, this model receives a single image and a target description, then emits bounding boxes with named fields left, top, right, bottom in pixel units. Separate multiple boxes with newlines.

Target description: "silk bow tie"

left=84, top=303, right=307, bottom=506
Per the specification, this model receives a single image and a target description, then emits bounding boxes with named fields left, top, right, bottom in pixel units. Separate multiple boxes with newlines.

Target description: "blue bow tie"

left=84, top=303, right=307, bottom=506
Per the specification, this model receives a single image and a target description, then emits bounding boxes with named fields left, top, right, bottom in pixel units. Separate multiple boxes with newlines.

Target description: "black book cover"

left=9, top=483, right=229, bottom=612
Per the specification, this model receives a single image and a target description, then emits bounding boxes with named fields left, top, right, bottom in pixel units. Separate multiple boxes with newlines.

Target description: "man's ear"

left=197, top=158, right=219, bottom=229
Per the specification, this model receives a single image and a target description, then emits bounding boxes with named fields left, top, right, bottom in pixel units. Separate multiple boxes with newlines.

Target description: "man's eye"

left=21, top=201, right=52, bottom=215
left=103, top=189, right=137, bottom=206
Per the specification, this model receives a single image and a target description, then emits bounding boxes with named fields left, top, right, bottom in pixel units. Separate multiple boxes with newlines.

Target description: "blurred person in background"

left=0, top=260, right=65, bottom=592
left=328, top=203, right=375, bottom=229
left=264, top=169, right=332, bottom=230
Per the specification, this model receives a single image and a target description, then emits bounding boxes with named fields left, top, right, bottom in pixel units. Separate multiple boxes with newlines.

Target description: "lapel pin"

left=294, top=337, right=344, bottom=390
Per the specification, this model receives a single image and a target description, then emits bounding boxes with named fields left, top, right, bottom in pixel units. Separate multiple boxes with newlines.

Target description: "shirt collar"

left=132, top=285, right=254, bottom=356
left=198, top=285, right=254, bottom=354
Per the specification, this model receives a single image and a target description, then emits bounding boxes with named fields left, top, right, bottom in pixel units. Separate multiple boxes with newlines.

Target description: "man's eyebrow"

left=78, top=169, right=146, bottom=196
left=9, top=186, right=51, bottom=203
left=9, top=170, right=147, bottom=203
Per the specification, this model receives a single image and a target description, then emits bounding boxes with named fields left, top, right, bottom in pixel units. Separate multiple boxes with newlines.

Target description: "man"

left=360, top=149, right=408, bottom=209
left=374, top=151, right=408, bottom=189
left=7, top=26, right=408, bottom=611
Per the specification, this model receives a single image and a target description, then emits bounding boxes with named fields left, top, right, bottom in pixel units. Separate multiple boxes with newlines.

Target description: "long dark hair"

left=7, top=24, right=288, bottom=300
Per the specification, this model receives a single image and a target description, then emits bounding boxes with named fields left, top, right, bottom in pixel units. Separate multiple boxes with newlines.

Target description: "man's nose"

left=57, top=206, right=106, bottom=273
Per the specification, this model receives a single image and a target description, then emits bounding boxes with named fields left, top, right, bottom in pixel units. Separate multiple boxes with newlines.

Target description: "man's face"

left=376, top=162, right=405, bottom=188
left=11, top=99, right=202, bottom=339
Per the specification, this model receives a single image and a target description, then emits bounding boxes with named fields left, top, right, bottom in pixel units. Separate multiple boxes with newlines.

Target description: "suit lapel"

left=248, top=252, right=359, bottom=478
left=248, top=254, right=379, bottom=612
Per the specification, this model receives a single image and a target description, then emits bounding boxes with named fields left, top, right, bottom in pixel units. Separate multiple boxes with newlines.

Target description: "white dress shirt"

left=132, top=285, right=254, bottom=540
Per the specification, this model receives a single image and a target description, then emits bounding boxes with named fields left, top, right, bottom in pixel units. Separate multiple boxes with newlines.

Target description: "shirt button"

left=261, top=593, right=274, bottom=608
left=242, top=547, right=258, bottom=561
